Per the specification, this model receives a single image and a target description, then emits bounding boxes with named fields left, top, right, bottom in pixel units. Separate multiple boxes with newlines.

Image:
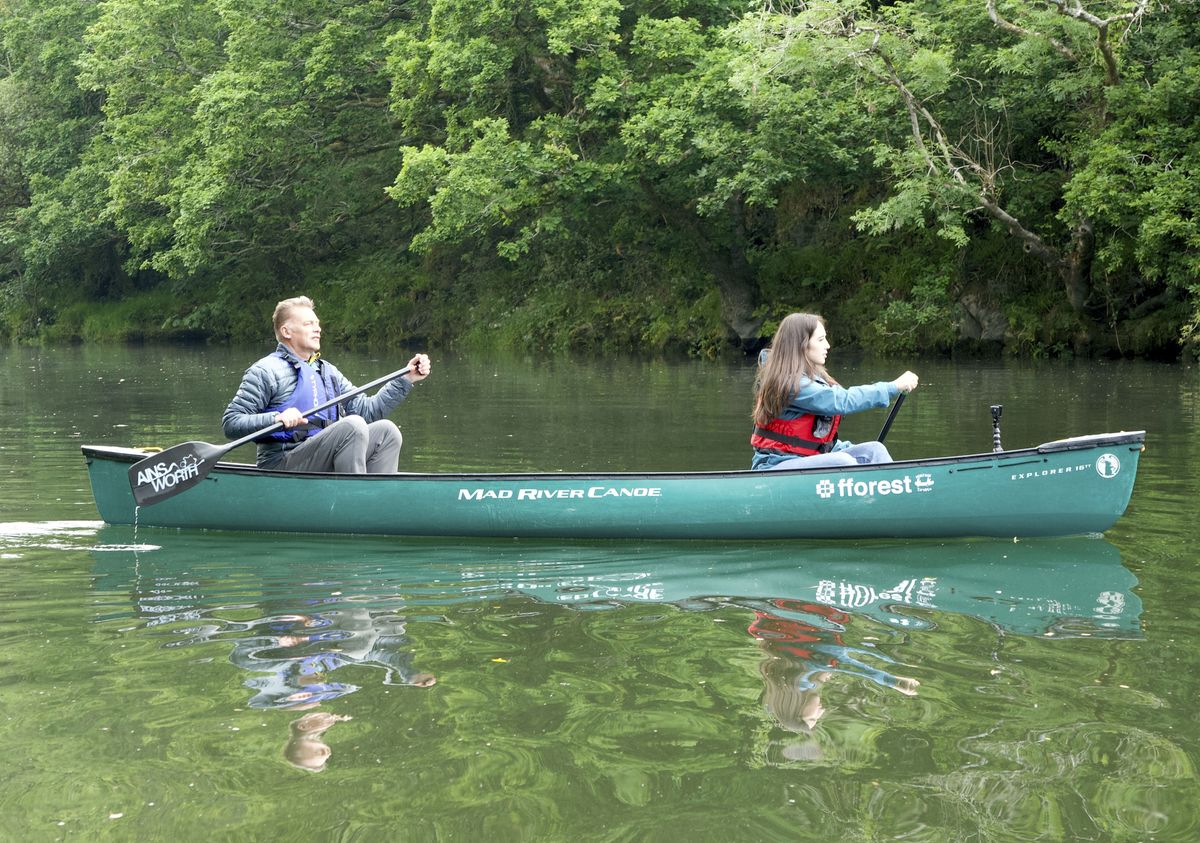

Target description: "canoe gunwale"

left=82, top=430, right=1146, bottom=483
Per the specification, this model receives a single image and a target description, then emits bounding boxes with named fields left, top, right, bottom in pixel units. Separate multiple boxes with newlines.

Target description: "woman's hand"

left=892, top=371, right=919, bottom=393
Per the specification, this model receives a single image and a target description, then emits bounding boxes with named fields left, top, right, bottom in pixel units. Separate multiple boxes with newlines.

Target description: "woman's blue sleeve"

left=791, top=378, right=897, bottom=416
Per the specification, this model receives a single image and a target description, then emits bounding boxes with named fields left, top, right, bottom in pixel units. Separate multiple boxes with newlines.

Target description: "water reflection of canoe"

left=90, top=529, right=1142, bottom=639
left=82, top=431, right=1144, bottom=539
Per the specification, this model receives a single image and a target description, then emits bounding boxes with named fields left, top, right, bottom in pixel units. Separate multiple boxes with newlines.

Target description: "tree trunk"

left=1062, top=218, right=1095, bottom=314
left=708, top=197, right=763, bottom=347
left=713, top=263, right=763, bottom=347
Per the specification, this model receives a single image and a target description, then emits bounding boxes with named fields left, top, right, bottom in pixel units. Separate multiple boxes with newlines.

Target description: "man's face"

left=281, top=306, right=321, bottom=357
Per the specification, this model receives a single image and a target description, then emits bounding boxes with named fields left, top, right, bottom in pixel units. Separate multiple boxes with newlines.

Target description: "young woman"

left=751, top=313, right=918, bottom=470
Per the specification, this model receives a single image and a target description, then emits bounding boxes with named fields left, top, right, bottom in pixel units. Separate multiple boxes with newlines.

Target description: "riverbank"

left=8, top=280, right=1190, bottom=361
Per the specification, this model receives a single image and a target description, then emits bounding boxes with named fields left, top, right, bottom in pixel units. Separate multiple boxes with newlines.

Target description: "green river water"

left=1, top=344, right=1198, bottom=841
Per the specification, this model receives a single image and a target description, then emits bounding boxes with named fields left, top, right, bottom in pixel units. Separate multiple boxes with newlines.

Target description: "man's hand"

left=407, top=353, right=432, bottom=383
left=276, top=407, right=308, bottom=428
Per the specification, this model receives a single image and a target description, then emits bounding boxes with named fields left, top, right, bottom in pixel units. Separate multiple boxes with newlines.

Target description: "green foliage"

left=448, top=232, right=731, bottom=356
left=77, top=0, right=409, bottom=280
left=390, top=118, right=575, bottom=260
left=863, top=273, right=958, bottom=354
left=0, top=0, right=119, bottom=339
left=0, top=0, right=1197, bottom=358
left=851, top=156, right=976, bottom=249
left=42, top=289, right=200, bottom=343
left=305, top=248, right=432, bottom=347
left=1003, top=292, right=1089, bottom=358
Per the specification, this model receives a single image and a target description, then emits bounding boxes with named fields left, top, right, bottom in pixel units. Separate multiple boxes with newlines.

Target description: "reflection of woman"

left=749, top=601, right=920, bottom=695
left=751, top=313, right=918, bottom=470
left=749, top=600, right=919, bottom=761
left=760, top=661, right=831, bottom=733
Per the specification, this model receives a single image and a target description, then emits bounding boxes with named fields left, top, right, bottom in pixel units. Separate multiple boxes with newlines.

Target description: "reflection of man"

left=284, top=711, right=353, bottom=772
left=224, top=607, right=435, bottom=772
left=229, top=609, right=436, bottom=709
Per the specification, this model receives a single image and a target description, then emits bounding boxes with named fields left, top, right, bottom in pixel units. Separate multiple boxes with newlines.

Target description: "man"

left=222, top=295, right=430, bottom=472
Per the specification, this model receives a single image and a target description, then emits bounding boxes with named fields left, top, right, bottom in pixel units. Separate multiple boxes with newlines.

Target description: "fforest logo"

left=815, top=474, right=934, bottom=500
left=135, top=456, right=203, bottom=493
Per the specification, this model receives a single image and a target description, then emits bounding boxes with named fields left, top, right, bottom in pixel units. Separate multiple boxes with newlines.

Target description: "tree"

left=2, top=0, right=1194, bottom=355
left=80, top=0, right=410, bottom=281
left=733, top=0, right=1196, bottom=351
left=387, top=0, right=846, bottom=347
left=0, top=0, right=111, bottom=336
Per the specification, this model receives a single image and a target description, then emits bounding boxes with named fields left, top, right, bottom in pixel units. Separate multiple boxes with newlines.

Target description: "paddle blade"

left=877, top=393, right=906, bottom=443
left=128, top=441, right=226, bottom=507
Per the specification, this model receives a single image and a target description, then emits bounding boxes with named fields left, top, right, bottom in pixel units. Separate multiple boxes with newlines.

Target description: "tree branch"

left=986, top=0, right=1076, bottom=59
left=1044, top=0, right=1147, bottom=85
left=1119, top=0, right=1153, bottom=44
left=867, top=38, right=1064, bottom=267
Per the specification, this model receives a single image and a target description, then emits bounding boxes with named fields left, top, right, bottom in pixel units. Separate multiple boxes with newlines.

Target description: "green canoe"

left=82, top=430, right=1144, bottom=539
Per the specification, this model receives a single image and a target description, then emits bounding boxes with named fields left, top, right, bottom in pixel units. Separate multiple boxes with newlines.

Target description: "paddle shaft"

left=876, top=392, right=906, bottom=443
left=224, top=364, right=413, bottom=451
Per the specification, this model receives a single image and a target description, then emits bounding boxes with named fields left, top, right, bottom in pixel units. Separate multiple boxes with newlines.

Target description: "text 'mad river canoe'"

left=82, top=430, right=1144, bottom=540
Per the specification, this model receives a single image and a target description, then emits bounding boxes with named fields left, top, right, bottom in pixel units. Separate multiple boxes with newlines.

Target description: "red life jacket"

left=750, top=412, right=841, bottom=456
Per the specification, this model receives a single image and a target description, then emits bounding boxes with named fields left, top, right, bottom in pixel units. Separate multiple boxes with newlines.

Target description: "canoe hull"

left=83, top=432, right=1144, bottom=540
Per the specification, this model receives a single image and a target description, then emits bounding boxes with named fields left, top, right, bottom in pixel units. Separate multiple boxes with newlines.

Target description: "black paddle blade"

left=128, top=441, right=227, bottom=507
left=876, top=393, right=906, bottom=443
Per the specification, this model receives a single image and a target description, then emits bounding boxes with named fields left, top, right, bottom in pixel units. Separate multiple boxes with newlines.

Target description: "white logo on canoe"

left=1095, top=453, right=1121, bottom=479
left=815, top=474, right=934, bottom=499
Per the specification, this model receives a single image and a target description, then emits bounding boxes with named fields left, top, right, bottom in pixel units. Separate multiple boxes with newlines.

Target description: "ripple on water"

left=0, top=520, right=104, bottom=538
left=91, top=544, right=162, bottom=552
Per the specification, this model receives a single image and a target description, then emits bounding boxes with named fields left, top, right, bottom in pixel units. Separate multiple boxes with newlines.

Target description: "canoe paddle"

left=127, top=364, right=413, bottom=507
left=876, top=392, right=906, bottom=443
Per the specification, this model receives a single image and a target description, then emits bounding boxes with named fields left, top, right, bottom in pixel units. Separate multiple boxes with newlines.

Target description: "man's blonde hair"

left=273, top=296, right=315, bottom=341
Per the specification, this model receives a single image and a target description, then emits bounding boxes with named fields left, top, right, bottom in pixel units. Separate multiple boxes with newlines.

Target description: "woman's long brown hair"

left=752, top=313, right=836, bottom=427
